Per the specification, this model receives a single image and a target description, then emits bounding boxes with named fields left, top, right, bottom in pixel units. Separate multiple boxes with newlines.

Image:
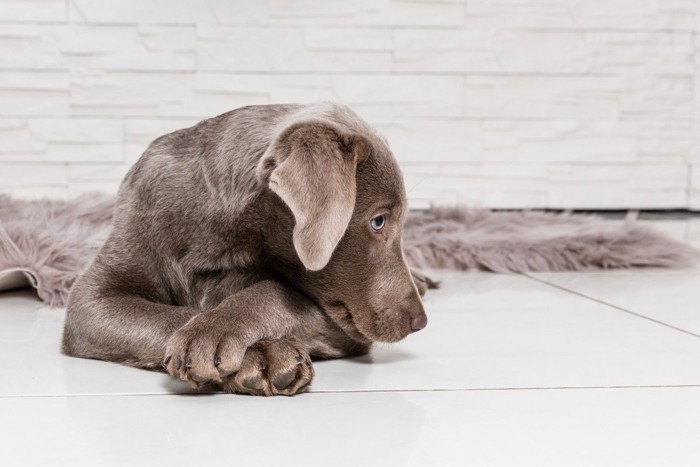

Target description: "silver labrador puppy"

left=63, top=103, right=429, bottom=396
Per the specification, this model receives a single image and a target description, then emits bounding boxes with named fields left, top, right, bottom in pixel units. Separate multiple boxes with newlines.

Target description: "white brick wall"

left=0, top=0, right=698, bottom=209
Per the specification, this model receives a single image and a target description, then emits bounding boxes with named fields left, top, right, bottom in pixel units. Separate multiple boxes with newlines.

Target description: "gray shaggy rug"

left=0, top=193, right=697, bottom=307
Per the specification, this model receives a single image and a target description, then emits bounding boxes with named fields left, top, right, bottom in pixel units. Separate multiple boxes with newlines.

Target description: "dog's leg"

left=63, top=293, right=201, bottom=369
left=162, top=280, right=335, bottom=392
left=410, top=268, right=440, bottom=296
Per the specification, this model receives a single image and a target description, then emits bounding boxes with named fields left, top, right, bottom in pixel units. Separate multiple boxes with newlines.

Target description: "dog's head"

left=257, top=106, right=427, bottom=344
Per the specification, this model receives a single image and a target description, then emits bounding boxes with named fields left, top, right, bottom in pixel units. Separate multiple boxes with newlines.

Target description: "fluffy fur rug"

left=0, top=194, right=697, bottom=307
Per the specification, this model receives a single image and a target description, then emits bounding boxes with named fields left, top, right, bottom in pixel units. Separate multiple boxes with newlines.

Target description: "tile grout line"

left=2, top=384, right=699, bottom=399
left=524, top=273, right=700, bottom=339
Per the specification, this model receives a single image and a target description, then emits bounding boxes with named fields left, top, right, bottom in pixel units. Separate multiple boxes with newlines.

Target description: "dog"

left=62, top=103, right=430, bottom=396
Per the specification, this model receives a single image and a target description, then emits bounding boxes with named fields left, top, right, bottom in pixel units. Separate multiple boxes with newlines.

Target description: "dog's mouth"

left=369, top=307, right=413, bottom=343
left=327, top=301, right=413, bottom=344
left=328, top=300, right=373, bottom=344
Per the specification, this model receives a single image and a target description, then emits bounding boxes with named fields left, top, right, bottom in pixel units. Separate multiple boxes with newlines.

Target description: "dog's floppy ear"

left=258, top=119, right=370, bottom=271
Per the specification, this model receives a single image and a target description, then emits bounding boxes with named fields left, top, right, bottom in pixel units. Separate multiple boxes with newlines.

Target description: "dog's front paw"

left=164, top=313, right=247, bottom=388
left=223, top=339, right=314, bottom=396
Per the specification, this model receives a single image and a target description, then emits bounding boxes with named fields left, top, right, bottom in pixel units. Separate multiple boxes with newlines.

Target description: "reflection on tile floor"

left=1, top=220, right=699, bottom=466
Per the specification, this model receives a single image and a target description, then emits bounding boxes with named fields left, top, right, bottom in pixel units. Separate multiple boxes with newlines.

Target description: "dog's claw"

left=242, top=374, right=264, bottom=391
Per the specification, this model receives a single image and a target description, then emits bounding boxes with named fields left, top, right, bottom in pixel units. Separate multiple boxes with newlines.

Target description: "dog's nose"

left=399, top=290, right=428, bottom=332
left=410, top=313, right=428, bottom=332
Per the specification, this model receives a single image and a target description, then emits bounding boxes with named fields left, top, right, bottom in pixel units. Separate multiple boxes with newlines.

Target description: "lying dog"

left=63, top=103, right=430, bottom=396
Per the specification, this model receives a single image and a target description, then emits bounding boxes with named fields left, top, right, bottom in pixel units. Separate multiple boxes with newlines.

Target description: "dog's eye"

left=370, top=214, right=386, bottom=233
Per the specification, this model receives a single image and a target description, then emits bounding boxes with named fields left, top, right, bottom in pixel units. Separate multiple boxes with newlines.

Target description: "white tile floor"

left=1, top=219, right=699, bottom=466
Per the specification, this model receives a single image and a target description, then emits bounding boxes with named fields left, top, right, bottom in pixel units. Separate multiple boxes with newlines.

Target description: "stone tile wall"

left=1, top=0, right=697, bottom=209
